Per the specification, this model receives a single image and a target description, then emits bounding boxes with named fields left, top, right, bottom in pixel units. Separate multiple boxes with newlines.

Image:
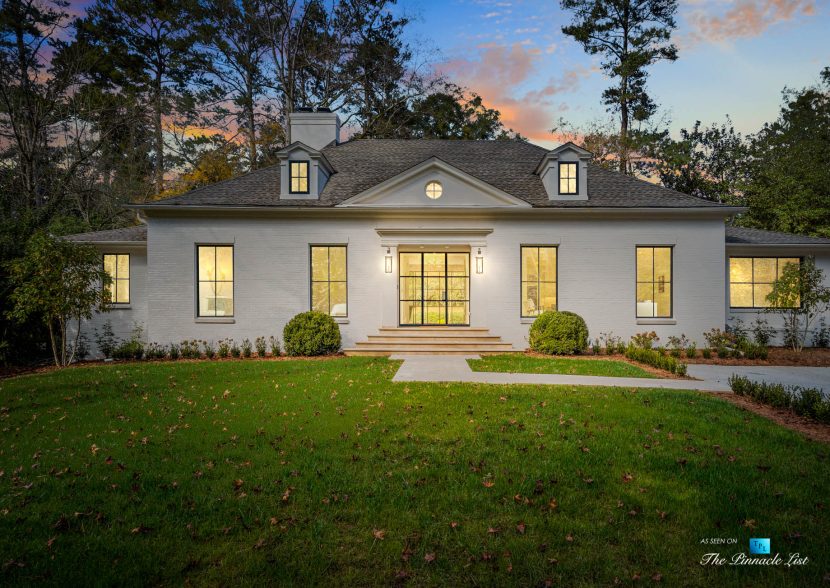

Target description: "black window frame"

left=558, top=162, right=578, bottom=195
left=289, top=161, right=310, bottom=194
left=310, top=244, right=348, bottom=317
left=398, top=251, right=470, bottom=326
left=196, top=244, right=235, bottom=318
left=103, top=253, right=130, bottom=305
left=728, top=256, right=803, bottom=309
left=635, top=245, right=673, bottom=319
left=520, top=245, right=558, bottom=318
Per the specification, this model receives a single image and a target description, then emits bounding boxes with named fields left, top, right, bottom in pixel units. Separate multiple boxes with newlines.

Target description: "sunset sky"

left=402, top=0, right=829, bottom=147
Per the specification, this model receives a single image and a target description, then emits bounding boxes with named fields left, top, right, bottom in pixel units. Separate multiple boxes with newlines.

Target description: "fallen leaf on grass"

left=373, top=529, right=386, bottom=540
left=424, top=552, right=436, bottom=563
left=516, top=522, right=526, bottom=534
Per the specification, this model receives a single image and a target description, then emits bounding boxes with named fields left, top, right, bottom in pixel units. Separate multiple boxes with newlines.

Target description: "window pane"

left=754, top=258, right=776, bottom=283
left=636, top=247, right=653, bottom=282
left=654, top=248, right=671, bottom=283
left=116, top=280, right=129, bottom=304
left=311, top=282, right=329, bottom=313
left=199, top=281, right=216, bottom=316
left=400, top=277, right=422, bottom=300
left=448, top=277, right=467, bottom=301
left=778, top=258, right=799, bottom=278
left=447, top=253, right=469, bottom=276
left=730, top=284, right=753, bottom=307
left=521, top=248, right=538, bottom=282
left=730, top=258, right=752, bottom=283
left=103, top=254, right=116, bottom=278
left=116, top=254, right=129, bottom=278
left=329, top=247, right=346, bottom=281
left=424, top=302, right=445, bottom=324
left=539, top=282, right=557, bottom=312
left=636, top=282, right=655, bottom=317
left=216, top=247, right=233, bottom=281
left=298, top=177, right=308, bottom=193
left=539, top=247, right=556, bottom=281
left=400, top=301, right=421, bottom=324
left=214, top=281, right=233, bottom=316
left=568, top=178, right=577, bottom=193
left=424, top=276, right=442, bottom=301
left=754, top=283, right=773, bottom=308
left=449, top=302, right=468, bottom=324
left=559, top=178, right=569, bottom=193
left=330, top=282, right=347, bottom=316
left=399, top=253, right=421, bottom=276
left=654, top=284, right=671, bottom=317
left=198, top=247, right=215, bottom=280
left=311, top=247, right=328, bottom=281
left=522, top=282, right=539, bottom=316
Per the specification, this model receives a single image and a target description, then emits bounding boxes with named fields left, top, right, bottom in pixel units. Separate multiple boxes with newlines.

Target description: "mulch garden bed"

left=684, top=346, right=830, bottom=367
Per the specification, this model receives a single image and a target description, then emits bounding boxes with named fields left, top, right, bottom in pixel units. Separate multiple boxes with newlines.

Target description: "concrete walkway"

left=391, top=355, right=830, bottom=393
left=391, top=354, right=731, bottom=391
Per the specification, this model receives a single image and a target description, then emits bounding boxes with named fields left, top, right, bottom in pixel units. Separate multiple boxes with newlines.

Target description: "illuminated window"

left=103, top=254, right=129, bottom=304
left=730, top=257, right=800, bottom=308
left=197, top=246, right=234, bottom=317
left=425, top=181, right=443, bottom=199
left=311, top=245, right=347, bottom=316
left=559, top=162, right=577, bottom=195
left=290, top=161, right=309, bottom=194
left=521, top=246, right=557, bottom=317
left=636, top=247, right=672, bottom=318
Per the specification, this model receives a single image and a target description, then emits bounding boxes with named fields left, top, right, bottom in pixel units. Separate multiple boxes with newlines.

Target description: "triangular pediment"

left=337, top=157, right=531, bottom=208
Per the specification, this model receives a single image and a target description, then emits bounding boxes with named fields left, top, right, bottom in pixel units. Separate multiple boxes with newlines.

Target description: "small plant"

left=813, top=318, right=830, bottom=348
left=727, top=317, right=748, bottom=343
left=630, top=331, right=659, bottom=349
left=751, top=317, right=774, bottom=346
left=667, top=334, right=689, bottom=350
left=241, top=338, right=253, bottom=358
left=701, top=348, right=712, bottom=359
left=180, top=339, right=201, bottom=359
left=625, top=346, right=687, bottom=376
left=598, top=331, right=621, bottom=355
left=670, top=347, right=681, bottom=358
left=255, top=336, right=267, bottom=357
left=94, top=320, right=118, bottom=359
left=685, top=342, right=697, bottom=358
left=656, top=346, right=667, bottom=356
left=230, top=340, right=241, bottom=358
left=616, top=341, right=627, bottom=354
left=75, top=333, right=90, bottom=361
left=202, top=340, right=216, bottom=359
left=144, top=342, right=167, bottom=360
left=218, top=339, right=231, bottom=358
left=592, top=339, right=601, bottom=354
left=716, top=346, right=729, bottom=358
left=168, top=343, right=180, bottom=360
left=112, top=323, right=144, bottom=360
left=269, top=335, right=281, bottom=357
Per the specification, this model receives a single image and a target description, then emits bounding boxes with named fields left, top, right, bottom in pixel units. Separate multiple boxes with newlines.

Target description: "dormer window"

left=290, top=161, right=309, bottom=194
left=559, top=162, right=577, bottom=195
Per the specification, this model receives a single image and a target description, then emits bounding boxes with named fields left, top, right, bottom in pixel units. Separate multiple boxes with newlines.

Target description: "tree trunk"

left=47, top=321, right=59, bottom=367
left=246, top=71, right=257, bottom=170
left=153, top=73, right=165, bottom=194
left=619, top=83, right=629, bottom=175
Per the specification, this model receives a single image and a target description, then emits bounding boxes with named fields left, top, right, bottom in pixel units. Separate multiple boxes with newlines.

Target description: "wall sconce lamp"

left=384, top=247, right=393, bottom=273
left=475, top=248, right=484, bottom=274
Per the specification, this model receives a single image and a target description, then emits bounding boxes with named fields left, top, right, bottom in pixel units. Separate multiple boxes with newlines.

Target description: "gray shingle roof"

left=64, top=225, right=147, bottom=243
left=726, top=226, right=830, bottom=245
left=149, top=139, right=730, bottom=209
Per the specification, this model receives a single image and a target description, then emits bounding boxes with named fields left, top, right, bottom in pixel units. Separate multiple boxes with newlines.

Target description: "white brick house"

left=67, top=110, right=830, bottom=355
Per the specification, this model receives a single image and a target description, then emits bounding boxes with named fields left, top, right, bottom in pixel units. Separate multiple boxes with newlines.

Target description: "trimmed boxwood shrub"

left=283, top=311, right=342, bottom=356
left=625, top=346, right=687, bottom=376
left=729, top=375, right=830, bottom=423
left=528, top=310, right=589, bottom=355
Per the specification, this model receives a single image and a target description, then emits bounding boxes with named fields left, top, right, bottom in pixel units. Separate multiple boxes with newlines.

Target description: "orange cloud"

left=440, top=43, right=593, bottom=141
left=686, top=0, right=815, bottom=44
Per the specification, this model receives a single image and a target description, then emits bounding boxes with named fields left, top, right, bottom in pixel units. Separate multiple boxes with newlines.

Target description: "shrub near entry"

left=283, top=311, right=342, bottom=356
left=528, top=310, right=589, bottom=355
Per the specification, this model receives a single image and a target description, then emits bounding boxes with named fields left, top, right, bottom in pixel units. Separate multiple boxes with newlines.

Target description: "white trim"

left=337, top=157, right=531, bottom=208
left=376, top=228, right=493, bottom=247
left=636, top=319, right=677, bottom=325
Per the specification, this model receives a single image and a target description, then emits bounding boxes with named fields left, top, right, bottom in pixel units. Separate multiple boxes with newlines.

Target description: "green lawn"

left=1, top=358, right=827, bottom=586
left=469, top=354, right=656, bottom=378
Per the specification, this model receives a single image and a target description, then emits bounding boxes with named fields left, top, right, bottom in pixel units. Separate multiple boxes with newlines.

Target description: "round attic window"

left=425, top=181, right=443, bottom=199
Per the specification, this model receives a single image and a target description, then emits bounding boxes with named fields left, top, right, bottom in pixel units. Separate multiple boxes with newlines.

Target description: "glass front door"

left=399, top=252, right=470, bottom=325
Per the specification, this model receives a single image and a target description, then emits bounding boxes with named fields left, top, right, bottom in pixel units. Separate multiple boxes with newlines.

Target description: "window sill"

left=195, top=317, right=235, bottom=324
left=636, top=318, right=676, bottom=325
left=108, top=305, right=132, bottom=310
left=334, top=317, right=349, bottom=324
left=729, top=308, right=765, bottom=313
left=520, top=318, right=535, bottom=324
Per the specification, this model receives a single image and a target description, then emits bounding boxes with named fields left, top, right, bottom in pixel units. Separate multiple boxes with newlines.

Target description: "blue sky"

left=400, top=0, right=829, bottom=147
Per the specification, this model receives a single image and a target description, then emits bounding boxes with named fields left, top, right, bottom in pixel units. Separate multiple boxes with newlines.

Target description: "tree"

left=76, top=0, right=201, bottom=194
left=766, top=257, right=830, bottom=352
left=400, top=87, right=515, bottom=140
left=197, top=0, right=271, bottom=171
left=740, top=67, right=830, bottom=237
left=645, top=118, right=748, bottom=203
left=5, top=232, right=111, bottom=366
left=560, top=0, right=678, bottom=174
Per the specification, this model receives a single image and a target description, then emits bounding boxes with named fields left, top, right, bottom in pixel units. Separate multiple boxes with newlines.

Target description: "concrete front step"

left=344, top=348, right=517, bottom=356
left=366, top=336, right=503, bottom=343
